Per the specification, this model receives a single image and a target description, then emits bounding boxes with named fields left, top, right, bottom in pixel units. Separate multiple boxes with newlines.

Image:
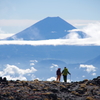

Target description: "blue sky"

left=0, top=0, right=100, bottom=39
left=0, top=0, right=100, bottom=20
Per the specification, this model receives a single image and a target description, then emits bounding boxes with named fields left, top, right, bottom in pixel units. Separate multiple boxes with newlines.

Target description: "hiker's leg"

left=63, top=75, right=66, bottom=82
left=58, top=75, right=61, bottom=81
left=64, top=75, right=67, bottom=82
left=56, top=75, right=59, bottom=81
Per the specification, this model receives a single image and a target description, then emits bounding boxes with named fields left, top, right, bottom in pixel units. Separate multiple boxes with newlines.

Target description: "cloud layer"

left=0, top=64, right=37, bottom=80
left=0, top=28, right=14, bottom=39
left=0, top=63, right=97, bottom=81
left=80, top=64, right=96, bottom=76
left=0, top=22, right=100, bottom=46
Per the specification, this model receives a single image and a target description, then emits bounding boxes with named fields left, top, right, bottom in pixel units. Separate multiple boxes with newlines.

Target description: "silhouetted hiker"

left=56, top=68, right=61, bottom=81
left=62, top=67, right=71, bottom=82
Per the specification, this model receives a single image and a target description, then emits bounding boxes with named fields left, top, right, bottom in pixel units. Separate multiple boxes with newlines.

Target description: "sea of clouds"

left=0, top=63, right=97, bottom=81
left=0, top=22, right=99, bottom=81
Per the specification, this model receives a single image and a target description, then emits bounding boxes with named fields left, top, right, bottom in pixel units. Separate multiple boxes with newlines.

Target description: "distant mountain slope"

left=0, top=45, right=100, bottom=81
left=0, top=45, right=100, bottom=64
left=85, top=55, right=100, bottom=67
left=6, top=17, right=85, bottom=40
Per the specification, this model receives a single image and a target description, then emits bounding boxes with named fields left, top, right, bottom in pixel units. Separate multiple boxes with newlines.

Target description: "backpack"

left=62, top=68, right=69, bottom=75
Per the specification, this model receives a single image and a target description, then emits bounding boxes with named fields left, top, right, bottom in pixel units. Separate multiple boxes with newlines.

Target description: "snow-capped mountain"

left=6, top=17, right=85, bottom=40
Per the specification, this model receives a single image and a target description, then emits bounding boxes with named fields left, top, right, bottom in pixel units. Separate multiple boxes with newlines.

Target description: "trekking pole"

left=70, top=74, right=71, bottom=83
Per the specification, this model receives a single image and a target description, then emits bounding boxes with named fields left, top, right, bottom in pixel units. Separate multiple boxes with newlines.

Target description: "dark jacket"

left=56, top=68, right=61, bottom=75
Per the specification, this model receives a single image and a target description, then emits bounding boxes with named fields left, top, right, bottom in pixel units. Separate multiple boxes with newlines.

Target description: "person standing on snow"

left=62, top=67, right=71, bottom=82
left=56, top=68, right=61, bottom=81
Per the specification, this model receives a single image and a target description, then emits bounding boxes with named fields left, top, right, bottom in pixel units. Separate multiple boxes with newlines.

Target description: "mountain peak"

left=44, top=16, right=61, bottom=19
left=6, top=17, right=85, bottom=40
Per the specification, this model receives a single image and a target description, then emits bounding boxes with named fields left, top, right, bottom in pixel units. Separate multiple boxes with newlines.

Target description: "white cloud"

left=65, top=30, right=81, bottom=39
left=92, top=73, right=96, bottom=76
left=80, top=64, right=96, bottom=73
left=30, top=63, right=35, bottom=66
left=50, top=64, right=58, bottom=71
left=30, top=60, right=38, bottom=66
left=47, top=77, right=56, bottom=81
left=82, top=22, right=100, bottom=38
left=51, top=31, right=56, bottom=33
left=82, top=75, right=85, bottom=78
left=4, top=75, right=27, bottom=81
left=0, top=28, right=14, bottom=39
left=0, top=64, right=37, bottom=80
left=30, top=60, right=38, bottom=63
left=67, top=79, right=71, bottom=83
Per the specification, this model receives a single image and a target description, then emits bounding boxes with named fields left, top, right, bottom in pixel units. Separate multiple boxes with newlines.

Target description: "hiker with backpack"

left=56, top=68, right=61, bottom=82
left=62, top=67, right=71, bottom=82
